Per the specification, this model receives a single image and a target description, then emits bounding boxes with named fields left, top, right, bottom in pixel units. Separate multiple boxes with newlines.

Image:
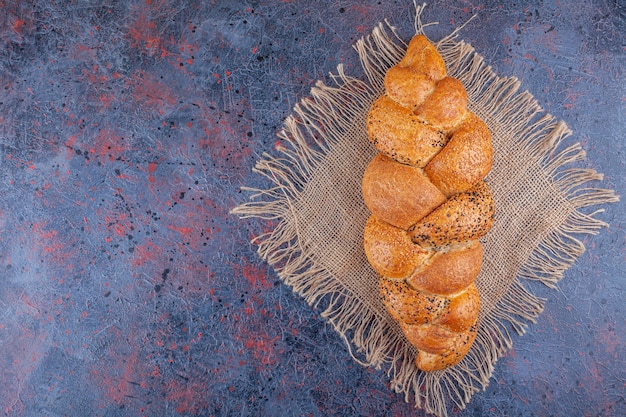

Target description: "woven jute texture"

left=232, top=8, right=618, bottom=416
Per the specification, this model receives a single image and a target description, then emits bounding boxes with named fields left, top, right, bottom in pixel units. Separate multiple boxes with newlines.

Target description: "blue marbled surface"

left=1, top=1, right=624, bottom=416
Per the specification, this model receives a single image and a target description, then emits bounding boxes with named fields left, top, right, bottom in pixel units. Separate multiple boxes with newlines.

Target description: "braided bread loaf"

left=362, top=35, right=495, bottom=371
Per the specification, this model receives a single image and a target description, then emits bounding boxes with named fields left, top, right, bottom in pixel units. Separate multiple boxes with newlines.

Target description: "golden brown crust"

left=435, top=283, right=480, bottom=333
left=361, top=35, right=495, bottom=372
left=362, top=153, right=446, bottom=230
left=400, top=322, right=458, bottom=355
left=379, top=276, right=449, bottom=326
left=363, top=215, right=431, bottom=279
left=414, top=323, right=479, bottom=372
left=424, top=112, right=493, bottom=197
left=408, top=181, right=495, bottom=247
left=414, top=77, right=468, bottom=133
left=384, top=66, right=435, bottom=111
left=367, top=95, right=447, bottom=167
left=380, top=277, right=480, bottom=334
left=406, top=240, right=483, bottom=296
left=399, top=35, right=446, bottom=81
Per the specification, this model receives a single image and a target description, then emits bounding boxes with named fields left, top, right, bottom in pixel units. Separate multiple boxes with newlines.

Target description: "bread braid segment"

left=362, top=35, right=495, bottom=372
left=409, top=180, right=495, bottom=248
left=362, top=153, right=446, bottom=230
left=367, top=96, right=447, bottom=167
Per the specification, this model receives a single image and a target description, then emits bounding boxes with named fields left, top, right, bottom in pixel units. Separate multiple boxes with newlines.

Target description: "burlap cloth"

left=232, top=7, right=618, bottom=417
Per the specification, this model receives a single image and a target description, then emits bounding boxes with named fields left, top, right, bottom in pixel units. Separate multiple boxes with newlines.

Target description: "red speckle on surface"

left=522, top=51, right=554, bottom=82
left=244, top=333, right=282, bottom=367
left=93, top=128, right=133, bottom=161
left=563, top=90, right=582, bottom=109
left=536, top=25, right=559, bottom=54
left=5, top=153, right=34, bottom=170
left=167, top=224, right=194, bottom=238
left=131, top=72, right=176, bottom=115
left=596, top=325, right=621, bottom=360
left=240, top=263, right=271, bottom=290
left=13, top=18, right=25, bottom=31
left=147, top=161, right=158, bottom=182
left=100, top=210, right=131, bottom=238
left=65, top=134, right=78, bottom=157
left=90, top=347, right=141, bottom=405
left=132, top=240, right=163, bottom=268
left=79, top=65, right=108, bottom=85
left=98, top=92, right=116, bottom=109
left=30, top=221, right=77, bottom=267
left=197, top=105, right=254, bottom=170
left=128, top=8, right=168, bottom=57
left=243, top=300, right=255, bottom=316
left=129, top=71, right=177, bottom=115
left=164, top=378, right=209, bottom=415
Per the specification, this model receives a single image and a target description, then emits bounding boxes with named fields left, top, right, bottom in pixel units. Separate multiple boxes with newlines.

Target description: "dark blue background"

left=1, top=1, right=624, bottom=416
